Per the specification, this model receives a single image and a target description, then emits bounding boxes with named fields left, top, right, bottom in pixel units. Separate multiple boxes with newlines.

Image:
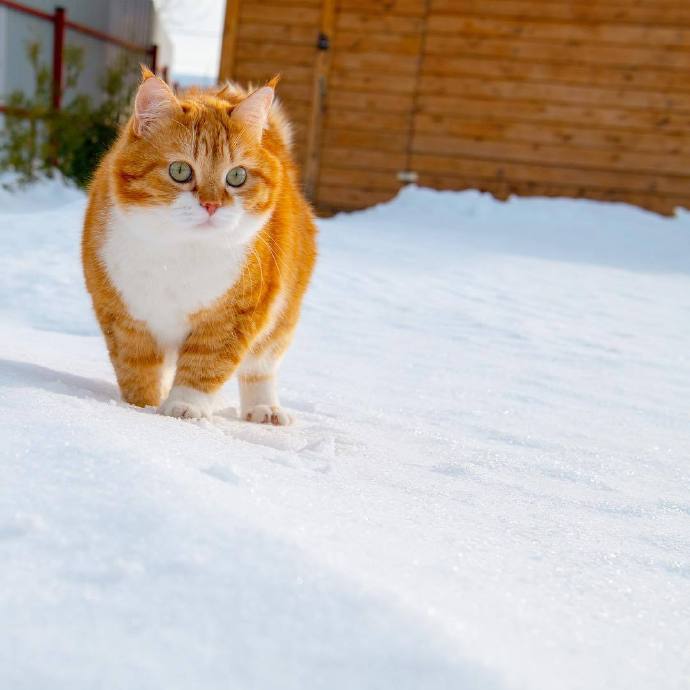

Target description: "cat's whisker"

left=238, top=251, right=255, bottom=303
left=256, top=233, right=285, bottom=283
left=250, top=248, right=265, bottom=316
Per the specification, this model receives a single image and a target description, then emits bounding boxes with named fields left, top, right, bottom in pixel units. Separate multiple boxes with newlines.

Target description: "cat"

left=82, top=68, right=317, bottom=425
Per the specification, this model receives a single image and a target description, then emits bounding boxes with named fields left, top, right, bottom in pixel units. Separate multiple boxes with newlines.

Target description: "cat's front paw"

left=159, top=386, right=214, bottom=420
left=244, top=404, right=293, bottom=426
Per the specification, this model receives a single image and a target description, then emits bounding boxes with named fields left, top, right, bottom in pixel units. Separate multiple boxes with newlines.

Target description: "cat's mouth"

left=195, top=217, right=220, bottom=229
left=193, top=212, right=243, bottom=233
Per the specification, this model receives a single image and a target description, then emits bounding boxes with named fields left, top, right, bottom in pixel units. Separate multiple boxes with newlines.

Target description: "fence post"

left=303, top=0, right=336, bottom=202
left=218, top=0, right=240, bottom=82
left=52, top=6, right=65, bottom=110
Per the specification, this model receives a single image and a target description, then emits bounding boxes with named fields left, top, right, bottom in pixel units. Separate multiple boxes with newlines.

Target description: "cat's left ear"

left=230, top=85, right=274, bottom=141
left=133, top=67, right=180, bottom=137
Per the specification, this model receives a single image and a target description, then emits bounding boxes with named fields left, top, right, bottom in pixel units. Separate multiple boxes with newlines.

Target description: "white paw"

left=244, top=404, right=293, bottom=426
left=159, top=386, right=215, bottom=420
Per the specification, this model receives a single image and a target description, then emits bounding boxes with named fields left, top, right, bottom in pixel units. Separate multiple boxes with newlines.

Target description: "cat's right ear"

left=133, top=67, right=179, bottom=137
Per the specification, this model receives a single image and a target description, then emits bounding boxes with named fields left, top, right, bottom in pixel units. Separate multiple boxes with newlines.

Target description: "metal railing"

left=0, top=1, right=157, bottom=111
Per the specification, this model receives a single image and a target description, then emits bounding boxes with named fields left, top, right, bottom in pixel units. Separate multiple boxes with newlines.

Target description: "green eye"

left=169, top=161, right=193, bottom=183
left=226, top=166, right=247, bottom=187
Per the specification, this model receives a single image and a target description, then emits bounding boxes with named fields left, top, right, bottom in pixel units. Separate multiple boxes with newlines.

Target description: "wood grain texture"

left=430, top=0, right=690, bottom=26
left=219, top=0, right=690, bottom=213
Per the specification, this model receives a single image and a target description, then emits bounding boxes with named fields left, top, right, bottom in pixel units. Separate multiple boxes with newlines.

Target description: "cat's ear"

left=133, top=67, right=179, bottom=137
left=230, top=85, right=274, bottom=141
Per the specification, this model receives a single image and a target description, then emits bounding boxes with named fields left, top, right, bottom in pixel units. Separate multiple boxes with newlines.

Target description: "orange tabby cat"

left=82, top=69, right=317, bottom=424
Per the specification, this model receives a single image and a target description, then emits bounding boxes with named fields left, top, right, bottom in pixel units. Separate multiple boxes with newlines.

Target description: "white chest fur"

left=100, top=204, right=258, bottom=349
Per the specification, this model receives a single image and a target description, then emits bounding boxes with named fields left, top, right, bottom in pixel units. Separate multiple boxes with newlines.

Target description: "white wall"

left=0, top=8, right=6, bottom=99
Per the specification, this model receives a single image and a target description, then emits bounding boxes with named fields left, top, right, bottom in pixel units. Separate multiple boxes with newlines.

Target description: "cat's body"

left=82, top=71, right=316, bottom=424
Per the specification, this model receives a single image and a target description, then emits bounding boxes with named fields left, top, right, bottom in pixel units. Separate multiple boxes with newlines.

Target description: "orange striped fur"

left=82, top=69, right=317, bottom=424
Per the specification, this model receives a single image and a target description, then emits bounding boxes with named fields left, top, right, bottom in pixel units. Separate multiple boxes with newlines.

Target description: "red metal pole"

left=149, top=44, right=158, bottom=75
left=65, top=17, right=154, bottom=53
left=52, top=6, right=65, bottom=110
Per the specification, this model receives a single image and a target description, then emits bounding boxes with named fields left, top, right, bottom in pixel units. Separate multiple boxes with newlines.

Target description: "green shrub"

left=0, top=41, right=137, bottom=188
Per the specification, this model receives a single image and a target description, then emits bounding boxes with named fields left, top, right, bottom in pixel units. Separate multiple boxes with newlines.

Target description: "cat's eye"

left=226, top=166, right=247, bottom=187
left=169, top=161, right=193, bottom=183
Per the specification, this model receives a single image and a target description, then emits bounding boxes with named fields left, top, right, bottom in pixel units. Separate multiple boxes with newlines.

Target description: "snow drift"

left=1, top=179, right=689, bottom=689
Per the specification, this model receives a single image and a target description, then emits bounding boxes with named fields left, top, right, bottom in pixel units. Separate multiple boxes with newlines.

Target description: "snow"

left=1, top=180, right=689, bottom=690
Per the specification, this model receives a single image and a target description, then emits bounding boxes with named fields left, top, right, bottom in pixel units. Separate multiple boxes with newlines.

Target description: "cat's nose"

left=200, top=201, right=221, bottom=216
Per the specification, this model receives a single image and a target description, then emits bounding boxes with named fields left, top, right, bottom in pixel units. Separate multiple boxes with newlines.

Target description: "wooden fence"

left=220, top=0, right=690, bottom=215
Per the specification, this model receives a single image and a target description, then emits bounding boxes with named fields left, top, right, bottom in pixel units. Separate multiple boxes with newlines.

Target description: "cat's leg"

left=106, top=320, right=165, bottom=408
left=237, top=353, right=288, bottom=425
left=237, top=336, right=293, bottom=426
left=159, top=349, right=177, bottom=401
left=159, top=320, right=253, bottom=420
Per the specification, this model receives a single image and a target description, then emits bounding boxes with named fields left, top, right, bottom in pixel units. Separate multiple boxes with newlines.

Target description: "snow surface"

left=1, top=179, right=689, bottom=690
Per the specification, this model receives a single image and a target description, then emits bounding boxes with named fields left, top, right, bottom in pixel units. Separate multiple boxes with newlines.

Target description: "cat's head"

left=111, top=69, right=283, bottom=244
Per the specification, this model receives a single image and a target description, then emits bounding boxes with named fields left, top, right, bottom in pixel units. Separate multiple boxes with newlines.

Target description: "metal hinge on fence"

left=317, top=32, right=330, bottom=51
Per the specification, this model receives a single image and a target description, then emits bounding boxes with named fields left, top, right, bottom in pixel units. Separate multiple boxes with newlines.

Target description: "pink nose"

left=200, top=201, right=221, bottom=216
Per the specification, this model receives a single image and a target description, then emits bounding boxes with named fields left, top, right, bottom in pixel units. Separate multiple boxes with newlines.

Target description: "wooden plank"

left=234, top=40, right=315, bottom=65
left=279, top=90, right=314, bottom=105
left=416, top=94, right=690, bottom=131
left=417, top=74, right=690, bottom=112
left=413, top=113, right=689, bottom=155
left=330, top=51, right=419, bottom=75
left=338, top=0, right=424, bottom=16
left=234, top=61, right=314, bottom=84
left=238, top=22, right=315, bottom=45
left=425, top=15, right=690, bottom=46
left=316, top=185, right=399, bottom=210
left=411, top=133, right=690, bottom=177
left=420, top=54, right=690, bottom=94
left=431, top=0, right=690, bottom=26
left=319, top=166, right=402, bottom=191
left=314, top=183, right=685, bottom=225
left=429, top=0, right=690, bottom=26
left=414, top=173, right=686, bottom=215
left=329, top=71, right=418, bottom=94
left=336, top=11, right=425, bottom=33
left=319, top=127, right=690, bottom=178
left=410, top=153, right=690, bottom=196
left=321, top=147, right=407, bottom=171
left=333, top=31, right=422, bottom=55
left=424, top=33, right=690, bottom=71
left=218, top=0, right=240, bottom=82
left=328, top=89, right=414, bottom=113
left=239, top=4, right=320, bottom=25
left=236, top=78, right=312, bottom=100
left=323, top=128, right=409, bottom=153
left=255, top=0, right=320, bottom=5
left=277, top=99, right=312, bottom=124
left=325, top=109, right=410, bottom=132
left=556, top=191, right=685, bottom=216
left=278, top=97, right=312, bottom=114
left=233, top=71, right=313, bottom=89
left=499, top=0, right=690, bottom=8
